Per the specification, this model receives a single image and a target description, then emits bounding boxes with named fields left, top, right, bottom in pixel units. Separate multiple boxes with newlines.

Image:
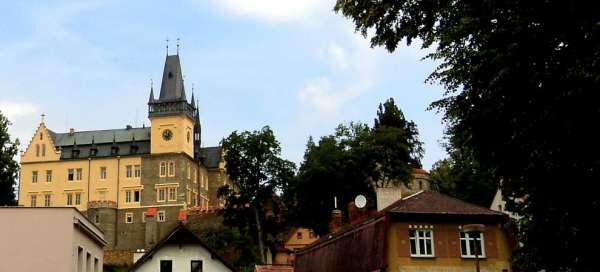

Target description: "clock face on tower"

left=162, top=129, right=173, bottom=141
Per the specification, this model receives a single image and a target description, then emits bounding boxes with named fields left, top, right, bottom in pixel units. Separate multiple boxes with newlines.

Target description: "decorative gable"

left=21, top=122, right=61, bottom=163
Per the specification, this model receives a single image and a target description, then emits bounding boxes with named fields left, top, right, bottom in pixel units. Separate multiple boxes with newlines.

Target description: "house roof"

left=158, top=55, right=186, bottom=102
left=130, top=223, right=236, bottom=272
left=50, top=127, right=150, bottom=146
left=387, top=190, right=506, bottom=218
left=200, top=146, right=222, bottom=168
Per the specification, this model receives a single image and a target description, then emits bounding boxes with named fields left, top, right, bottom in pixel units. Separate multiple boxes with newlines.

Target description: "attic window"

left=168, top=72, right=173, bottom=78
left=72, top=149, right=80, bottom=158
left=90, top=148, right=98, bottom=156
left=111, top=146, right=119, bottom=155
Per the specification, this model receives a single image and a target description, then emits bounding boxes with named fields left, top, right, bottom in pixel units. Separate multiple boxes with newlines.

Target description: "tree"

left=292, top=99, right=423, bottom=234
left=335, top=0, right=599, bottom=270
left=370, top=98, right=423, bottom=187
left=218, top=126, right=296, bottom=264
left=0, top=110, right=19, bottom=206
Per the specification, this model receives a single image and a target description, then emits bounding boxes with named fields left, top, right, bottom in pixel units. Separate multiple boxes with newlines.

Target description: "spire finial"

left=41, top=113, right=46, bottom=123
left=176, top=38, right=180, bottom=55
left=151, top=78, right=154, bottom=89
left=166, top=38, right=169, bottom=55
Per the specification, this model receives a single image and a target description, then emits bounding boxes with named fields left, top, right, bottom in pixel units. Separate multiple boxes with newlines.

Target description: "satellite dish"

left=355, top=195, right=367, bottom=209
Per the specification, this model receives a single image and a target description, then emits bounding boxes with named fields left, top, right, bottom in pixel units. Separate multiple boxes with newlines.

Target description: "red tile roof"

left=145, top=207, right=157, bottom=216
left=388, top=191, right=505, bottom=217
left=413, top=168, right=429, bottom=174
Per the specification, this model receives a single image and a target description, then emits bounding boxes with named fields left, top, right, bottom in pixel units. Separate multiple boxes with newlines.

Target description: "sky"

left=0, top=0, right=447, bottom=170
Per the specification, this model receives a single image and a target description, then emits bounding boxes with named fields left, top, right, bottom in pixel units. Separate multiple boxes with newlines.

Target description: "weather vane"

left=176, top=38, right=180, bottom=55
left=166, top=38, right=169, bottom=55
left=41, top=113, right=46, bottom=123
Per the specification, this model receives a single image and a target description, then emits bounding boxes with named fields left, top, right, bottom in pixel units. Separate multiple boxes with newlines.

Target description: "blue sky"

left=0, top=0, right=447, bottom=169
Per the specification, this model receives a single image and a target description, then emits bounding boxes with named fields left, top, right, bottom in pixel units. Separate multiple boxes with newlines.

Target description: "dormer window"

left=72, top=149, right=80, bottom=158
left=130, top=145, right=139, bottom=154
left=111, top=146, right=119, bottom=155
left=90, top=148, right=98, bottom=157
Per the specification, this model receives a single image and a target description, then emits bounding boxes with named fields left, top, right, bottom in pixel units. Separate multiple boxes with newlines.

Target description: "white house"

left=130, top=223, right=235, bottom=272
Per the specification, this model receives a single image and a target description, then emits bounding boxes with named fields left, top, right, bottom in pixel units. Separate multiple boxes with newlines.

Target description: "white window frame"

left=46, top=170, right=52, bottom=182
left=134, top=164, right=141, bottom=178
left=125, top=190, right=132, bottom=203
left=168, top=161, right=175, bottom=177
left=32, top=171, right=38, bottom=183
left=125, top=212, right=133, bottom=224
left=76, top=168, right=83, bottom=180
left=157, top=211, right=166, bottom=222
left=30, top=195, right=37, bottom=207
left=409, top=228, right=435, bottom=257
left=67, top=193, right=73, bottom=206
left=459, top=230, right=486, bottom=258
left=160, top=162, right=167, bottom=177
left=44, top=194, right=51, bottom=207
left=189, top=258, right=204, bottom=272
left=157, top=188, right=166, bottom=202
left=75, top=192, right=81, bottom=205
left=126, top=165, right=133, bottom=178
left=168, top=187, right=177, bottom=201
left=68, top=168, right=74, bottom=181
left=100, top=167, right=107, bottom=180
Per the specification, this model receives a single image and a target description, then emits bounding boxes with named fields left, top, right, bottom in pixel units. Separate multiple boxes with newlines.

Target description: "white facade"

left=134, top=244, right=233, bottom=272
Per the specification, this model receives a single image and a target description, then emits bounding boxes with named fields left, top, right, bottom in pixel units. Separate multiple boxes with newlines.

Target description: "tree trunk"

left=254, top=205, right=267, bottom=263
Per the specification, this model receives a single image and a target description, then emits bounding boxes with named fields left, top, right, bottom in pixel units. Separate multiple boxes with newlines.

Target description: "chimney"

left=348, top=201, right=372, bottom=225
left=69, top=128, right=75, bottom=136
left=126, top=125, right=132, bottom=129
left=329, top=209, right=343, bottom=233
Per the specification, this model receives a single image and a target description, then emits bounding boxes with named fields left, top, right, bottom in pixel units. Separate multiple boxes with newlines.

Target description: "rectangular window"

left=44, top=194, right=51, bottom=207
left=46, top=170, right=52, bottom=182
left=32, top=171, right=38, bottom=183
left=134, top=164, right=141, bottom=178
left=125, top=190, right=132, bottom=203
left=36, top=144, right=40, bottom=157
left=409, top=229, right=434, bottom=257
left=75, top=192, right=81, bottom=205
left=187, top=165, right=191, bottom=179
left=126, top=165, right=133, bottom=178
left=42, top=144, right=46, bottom=156
left=158, top=188, right=166, bottom=202
left=460, top=231, right=485, bottom=258
left=168, top=162, right=175, bottom=177
left=191, top=260, right=203, bottom=272
left=67, top=193, right=73, bottom=206
left=134, top=190, right=140, bottom=202
left=125, top=212, right=133, bottom=224
left=168, top=187, right=177, bottom=201
left=160, top=162, right=167, bottom=177
left=68, top=169, right=75, bottom=181
left=76, top=168, right=83, bottom=180
left=95, top=214, right=100, bottom=224
left=160, top=260, right=172, bottom=272
left=30, top=195, right=37, bottom=207
left=100, top=167, right=107, bottom=180
left=157, top=211, right=166, bottom=222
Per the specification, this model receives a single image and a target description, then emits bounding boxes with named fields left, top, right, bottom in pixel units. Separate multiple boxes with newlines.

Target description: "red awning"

left=145, top=207, right=157, bottom=216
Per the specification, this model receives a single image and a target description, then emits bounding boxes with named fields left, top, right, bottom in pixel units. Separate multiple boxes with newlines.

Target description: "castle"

left=18, top=52, right=229, bottom=251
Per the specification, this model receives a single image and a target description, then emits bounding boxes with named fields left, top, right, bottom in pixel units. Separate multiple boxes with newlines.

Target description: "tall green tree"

left=370, top=98, right=423, bottom=187
left=218, top=126, right=296, bottom=264
left=0, top=110, right=19, bottom=206
left=335, top=0, right=599, bottom=270
left=292, top=99, right=423, bottom=234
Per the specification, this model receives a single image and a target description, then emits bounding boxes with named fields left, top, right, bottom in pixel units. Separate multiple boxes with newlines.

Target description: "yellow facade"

left=150, top=113, right=195, bottom=158
left=387, top=222, right=513, bottom=272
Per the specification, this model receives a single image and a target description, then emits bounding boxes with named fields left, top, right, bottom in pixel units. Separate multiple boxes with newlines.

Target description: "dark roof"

left=130, top=223, right=235, bottom=272
left=50, top=127, right=150, bottom=146
left=200, top=146, right=222, bottom=168
left=388, top=190, right=506, bottom=218
left=159, top=55, right=186, bottom=101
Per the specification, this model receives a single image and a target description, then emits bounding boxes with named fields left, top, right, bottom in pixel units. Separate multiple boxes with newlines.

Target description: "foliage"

left=335, top=0, right=600, bottom=270
left=218, top=126, right=296, bottom=263
left=292, top=99, right=423, bottom=235
left=0, top=110, right=19, bottom=206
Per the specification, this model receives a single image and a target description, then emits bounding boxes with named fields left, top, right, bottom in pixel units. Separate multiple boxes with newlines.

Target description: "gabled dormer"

left=21, top=121, right=61, bottom=163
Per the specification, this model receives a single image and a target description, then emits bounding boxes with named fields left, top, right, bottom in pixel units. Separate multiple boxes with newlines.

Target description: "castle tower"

left=147, top=55, right=198, bottom=158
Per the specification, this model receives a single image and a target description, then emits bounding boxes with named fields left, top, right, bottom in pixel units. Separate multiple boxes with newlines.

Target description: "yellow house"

left=18, top=53, right=230, bottom=251
left=295, top=191, right=514, bottom=272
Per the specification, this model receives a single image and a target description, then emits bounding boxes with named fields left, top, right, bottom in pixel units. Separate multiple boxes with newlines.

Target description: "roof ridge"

left=53, top=126, right=149, bottom=135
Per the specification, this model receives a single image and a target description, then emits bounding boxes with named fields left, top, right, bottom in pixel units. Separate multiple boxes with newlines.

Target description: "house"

left=295, top=191, right=513, bottom=272
left=272, top=227, right=319, bottom=266
left=17, top=51, right=231, bottom=253
left=130, top=223, right=235, bottom=272
left=0, top=207, right=106, bottom=272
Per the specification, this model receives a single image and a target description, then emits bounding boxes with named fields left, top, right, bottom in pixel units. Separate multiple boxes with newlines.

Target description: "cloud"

left=210, top=0, right=333, bottom=23
left=0, top=101, right=39, bottom=120
left=328, top=42, right=348, bottom=71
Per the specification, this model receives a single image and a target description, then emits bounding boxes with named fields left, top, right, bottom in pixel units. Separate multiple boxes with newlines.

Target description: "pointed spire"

left=91, top=135, right=95, bottom=146
left=190, top=90, right=195, bottom=108
left=73, top=137, right=77, bottom=148
left=112, top=132, right=117, bottom=144
left=176, top=38, right=180, bottom=55
left=148, top=79, right=155, bottom=103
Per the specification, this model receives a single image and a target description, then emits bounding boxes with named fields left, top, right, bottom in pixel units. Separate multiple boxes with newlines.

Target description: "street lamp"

left=463, top=224, right=485, bottom=272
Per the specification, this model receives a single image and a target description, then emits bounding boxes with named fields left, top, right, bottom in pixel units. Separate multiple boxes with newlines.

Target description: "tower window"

left=168, top=72, right=173, bottom=78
